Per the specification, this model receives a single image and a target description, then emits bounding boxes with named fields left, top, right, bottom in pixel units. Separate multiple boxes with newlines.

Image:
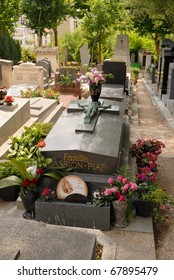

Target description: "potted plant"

left=0, top=85, right=7, bottom=100
left=92, top=173, right=139, bottom=228
left=135, top=184, right=174, bottom=220
left=131, top=67, right=140, bottom=84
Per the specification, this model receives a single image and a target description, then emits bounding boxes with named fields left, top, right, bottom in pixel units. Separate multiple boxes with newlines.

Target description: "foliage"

left=0, top=159, right=42, bottom=197
left=19, top=87, right=60, bottom=101
left=22, top=0, right=74, bottom=46
left=59, top=71, right=73, bottom=86
left=0, top=32, right=21, bottom=64
left=0, top=159, right=71, bottom=198
left=42, top=88, right=60, bottom=100
left=20, top=87, right=42, bottom=98
left=58, top=29, right=84, bottom=63
left=0, top=0, right=21, bottom=35
left=129, top=139, right=165, bottom=158
left=7, top=122, right=53, bottom=164
left=81, top=0, right=119, bottom=63
left=21, top=47, right=36, bottom=63
left=0, top=160, right=19, bottom=180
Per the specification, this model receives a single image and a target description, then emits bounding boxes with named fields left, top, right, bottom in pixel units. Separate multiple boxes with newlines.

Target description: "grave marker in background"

left=80, top=44, right=90, bottom=66
left=114, top=35, right=130, bottom=67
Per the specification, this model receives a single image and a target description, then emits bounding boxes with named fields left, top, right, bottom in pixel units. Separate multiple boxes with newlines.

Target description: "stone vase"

left=21, top=190, right=38, bottom=213
left=111, top=200, right=128, bottom=228
left=90, top=83, right=102, bottom=102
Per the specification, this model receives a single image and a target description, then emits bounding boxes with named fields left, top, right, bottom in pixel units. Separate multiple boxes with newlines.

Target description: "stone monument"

left=114, top=34, right=130, bottom=67
left=80, top=44, right=90, bottom=66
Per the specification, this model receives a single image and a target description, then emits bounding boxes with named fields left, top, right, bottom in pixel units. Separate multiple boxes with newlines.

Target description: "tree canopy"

left=0, top=0, right=21, bottom=35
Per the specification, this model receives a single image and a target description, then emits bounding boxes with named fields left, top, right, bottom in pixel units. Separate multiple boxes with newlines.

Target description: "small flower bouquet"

left=129, top=139, right=165, bottom=158
left=4, top=95, right=14, bottom=105
left=40, top=187, right=57, bottom=202
left=92, top=176, right=139, bottom=207
left=77, top=68, right=113, bottom=87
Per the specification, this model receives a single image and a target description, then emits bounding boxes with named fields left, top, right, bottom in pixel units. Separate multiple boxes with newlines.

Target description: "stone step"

left=0, top=117, right=38, bottom=159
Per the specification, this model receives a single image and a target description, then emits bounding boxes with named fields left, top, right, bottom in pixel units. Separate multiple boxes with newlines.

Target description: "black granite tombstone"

left=100, top=61, right=126, bottom=100
left=157, top=39, right=174, bottom=96
left=166, top=63, right=174, bottom=99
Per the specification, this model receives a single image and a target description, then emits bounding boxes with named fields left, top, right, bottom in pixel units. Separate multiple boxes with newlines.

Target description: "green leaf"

left=0, top=175, right=22, bottom=188
left=10, top=159, right=28, bottom=181
left=43, top=171, right=62, bottom=180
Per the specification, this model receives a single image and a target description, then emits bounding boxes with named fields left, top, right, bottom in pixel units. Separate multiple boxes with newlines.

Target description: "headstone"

left=0, top=59, right=13, bottom=88
left=166, top=63, right=174, bottom=99
left=12, top=62, right=44, bottom=90
left=36, top=47, right=59, bottom=72
left=130, top=53, right=136, bottom=64
left=157, top=42, right=174, bottom=96
left=80, top=44, right=90, bottom=66
left=114, top=34, right=130, bottom=67
left=145, top=51, right=152, bottom=71
left=138, top=48, right=146, bottom=67
left=36, top=58, right=52, bottom=78
left=102, top=61, right=126, bottom=85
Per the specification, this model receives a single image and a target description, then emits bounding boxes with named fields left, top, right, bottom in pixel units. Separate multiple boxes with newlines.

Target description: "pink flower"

left=104, top=188, right=112, bottom=196
left=159, top=205, right=166, bottom=210
left=117, top=193, right=125, bottom=201
left=121, top=184, right=129, bottom=193
left=151, top=172, right=157, bottom=182
left=129, top=182, right=138, bottom=190
left=122, top=177, right=128, bottom=184
left=111, top=187, right=118, bottom=193
left=108, top=178, right=114, bottom=185
left=136, top=173, right=147, bottom=181
left=148, top=161, right=155, bottom=169
left=117, top=175, right=123, bottom=181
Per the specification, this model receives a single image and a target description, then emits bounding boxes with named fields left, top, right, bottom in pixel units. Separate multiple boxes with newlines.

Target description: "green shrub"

left=0, top=32, right=21, bottom=64
left=21, top=47, right=36, bottom=63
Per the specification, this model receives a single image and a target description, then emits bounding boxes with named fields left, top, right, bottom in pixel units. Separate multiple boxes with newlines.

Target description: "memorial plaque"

left=114, top=35, right=130, bottom=67
left=57, top=175, right=88, bottom=199
left=100, top=84, right=124, bottom=101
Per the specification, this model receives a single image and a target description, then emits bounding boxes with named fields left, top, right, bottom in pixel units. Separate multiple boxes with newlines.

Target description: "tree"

left=121, top=0, right=173, bottom=59
left=22, top=0, right=74, bottom=46
left=0, top=0, right=21, bottom=35
left=81, top=0, right=119, bottom=64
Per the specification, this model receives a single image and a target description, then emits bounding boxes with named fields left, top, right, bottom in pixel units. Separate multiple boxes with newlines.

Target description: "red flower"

left=5, top=95, right=14, bottom=102
left=32, top=178, right=37, bottom=184
left=36, top=141, right=46, bottom=148
left=36, top=168, right=43, bottom=175
left=23, top=179, right=31, bottom=186
left=42, top=187, right=51, bottom=196
left=117, top=192, right=125, bottom=201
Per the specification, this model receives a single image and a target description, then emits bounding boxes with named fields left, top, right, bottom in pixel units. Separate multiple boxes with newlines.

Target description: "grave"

left=0, top=59, right=13, bottom=88
left=36, top=47, right=59, bottom=72
left=114, top=34, right=130, bottom=67
left=100, top=61, right=126, bottom=100
left=35, top=89, right=130, bottom=229
left=157, top=38, right=174, bottom=97
left=80, top=44, right=90, bottom=66
left=12, top=62, right=44, bottom=90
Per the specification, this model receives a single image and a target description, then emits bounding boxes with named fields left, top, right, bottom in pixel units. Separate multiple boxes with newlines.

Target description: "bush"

left=21, top=47, right=36, bottom=63
left=0, top=32, right=21, bottom=64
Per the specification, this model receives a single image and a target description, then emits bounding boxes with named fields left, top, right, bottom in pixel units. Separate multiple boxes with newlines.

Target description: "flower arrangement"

left=42, top=88, right=60, bottom=101
left=0, top=85, right=7, bottom=93
left=92, top=176, right=138, bottom=207
left=129, top=139, right=165, bottom=158
left=78, top=68, right=113, bottom=86
left=40, top=186, right=57, bottom=202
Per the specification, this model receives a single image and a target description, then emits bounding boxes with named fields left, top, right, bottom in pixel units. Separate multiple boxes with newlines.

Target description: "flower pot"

left=90, top=83, right=102, bottom=102
left=111, top=200, right=128, bottom=228
left=0, top=186, right=20, bottom=201
left=135, top=200, right=153, bottom=217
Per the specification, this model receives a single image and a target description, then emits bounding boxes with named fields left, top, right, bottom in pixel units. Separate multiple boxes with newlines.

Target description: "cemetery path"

left=130, top=79, right=174, bottom=260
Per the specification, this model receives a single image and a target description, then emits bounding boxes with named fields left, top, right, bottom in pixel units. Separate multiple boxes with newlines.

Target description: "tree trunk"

left=38, top=30, right=42, bottom=47
left=53, top=28, right=58, bottom=47
left=98, top=38, right=102, bottom=64
left=153, top=33, right=160, bottom=60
